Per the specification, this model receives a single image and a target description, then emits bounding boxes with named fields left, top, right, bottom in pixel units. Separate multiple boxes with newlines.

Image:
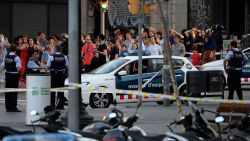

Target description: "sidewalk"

left=0, top=91, right=44, bottom=133
left=0, top=96, right=40, bottom=133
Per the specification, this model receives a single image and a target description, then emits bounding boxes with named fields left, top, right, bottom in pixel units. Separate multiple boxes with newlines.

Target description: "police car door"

left=115, top=59, right=149, bottom=91
left=142, top=58, right=185, bottom=93
left=142, top=58, right=164, bottom=93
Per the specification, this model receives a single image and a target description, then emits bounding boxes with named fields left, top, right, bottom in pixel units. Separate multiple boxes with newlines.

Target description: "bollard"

left=25, top=73, right=51, bottom=125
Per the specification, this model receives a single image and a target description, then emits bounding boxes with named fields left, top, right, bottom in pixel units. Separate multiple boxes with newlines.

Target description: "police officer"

left=47, top=45, right=68, bottom=109
left=224, top=42, right=249, bottom=100
left=1, top=44, right=22, bottom=112
left=26, top=50, right=41, bottom=74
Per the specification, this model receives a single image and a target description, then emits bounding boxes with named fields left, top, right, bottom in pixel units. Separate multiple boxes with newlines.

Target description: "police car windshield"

left=89, top=58, right=130, bottom=74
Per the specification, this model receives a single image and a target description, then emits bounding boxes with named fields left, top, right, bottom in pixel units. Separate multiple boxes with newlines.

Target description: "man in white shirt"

left=146, top=36, right=163, bottom=55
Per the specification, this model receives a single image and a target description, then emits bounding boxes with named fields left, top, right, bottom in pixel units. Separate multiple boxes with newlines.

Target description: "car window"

left=148, top=58, right=185, bottom=72
left=119, top=59, right=149, bottom=75
left=243, top=49, right=250, bottom=59
left=90, top=58, right=130, bottom=74
left=149, top=59, right=164, bottom=72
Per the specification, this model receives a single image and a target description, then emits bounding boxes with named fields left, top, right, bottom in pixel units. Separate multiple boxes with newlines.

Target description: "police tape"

left=68, top=83, right=250, bottom=104
left=0, top=87, right=75, bottom=93
left=1, top=83, right=250, bottom=105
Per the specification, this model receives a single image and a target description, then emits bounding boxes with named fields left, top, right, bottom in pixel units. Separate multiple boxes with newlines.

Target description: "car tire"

left=89, top=93, right=112, bottom=108
left=179, top=85, right=199, bottom=104
left=156, top=100, right=175, bottom=105
left=82, top=103, right=89, bottom=108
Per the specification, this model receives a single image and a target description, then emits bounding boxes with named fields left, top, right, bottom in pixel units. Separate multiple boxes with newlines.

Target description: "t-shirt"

left=172, top=43, right=186, bottom=56
left=146, top=44, right=162, bottom=55
left=27, top=46, right=35, bottom=58
left=195, top=36, right=205, bottom=53
left=192, top=53, right=200, bottom=66
left=0, top=40, right=8, bottom=59
left=204, top=35, right=216, bottom=50
left=39, top=39, right=49, bottom=48
left=124, top=39, right=134, bottom=49
left=98, top=43, right=107, bottom=65
left=109, top=46, right=119, bottom=61
left=82, top=43, right=95, bottom=65
left=41, top=51, right=50, bottom=62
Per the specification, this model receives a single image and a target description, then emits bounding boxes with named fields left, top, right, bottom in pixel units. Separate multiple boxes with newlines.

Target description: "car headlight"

left=186, top=63, right=193, bottom=70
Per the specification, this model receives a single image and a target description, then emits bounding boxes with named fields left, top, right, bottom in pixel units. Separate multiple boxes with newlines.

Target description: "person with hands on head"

left=223, top=41, right=249, bottom=100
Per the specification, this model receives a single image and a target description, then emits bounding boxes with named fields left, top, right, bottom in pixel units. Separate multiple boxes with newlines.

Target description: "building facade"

left=0, top=0, right=69, bottom=40
left=0, top=0, right=248, bottom=41
left=188, top=0, right=249, bottom=36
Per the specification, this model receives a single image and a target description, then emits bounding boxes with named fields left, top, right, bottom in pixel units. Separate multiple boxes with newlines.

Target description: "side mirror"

left=30, top=110, right=38, bottom=116
left=118, top=70, right=127, bottom=76
left=215, top=116, right=224, bottom=123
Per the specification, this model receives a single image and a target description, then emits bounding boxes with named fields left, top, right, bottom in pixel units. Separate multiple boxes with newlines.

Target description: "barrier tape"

left=0, top=83, right=250, bottom=104
left=68, top=83, right=250, bottom=104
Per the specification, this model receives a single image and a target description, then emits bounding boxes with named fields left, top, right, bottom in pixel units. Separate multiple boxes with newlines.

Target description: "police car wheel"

left=156, top=100, right=175, bottom=105
left=90, top=93, right=111, bottom=108
left=179, top=85, right=198, bottom=104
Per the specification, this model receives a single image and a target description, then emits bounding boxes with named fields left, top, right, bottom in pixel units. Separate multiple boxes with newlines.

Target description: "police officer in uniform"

left=26, top=50, right=41, bottom=74
left=47, top=45, right=68, bottom=109
left=224, top=42, right=249, bottom=100
left=1, top=45, right=22, bottom=112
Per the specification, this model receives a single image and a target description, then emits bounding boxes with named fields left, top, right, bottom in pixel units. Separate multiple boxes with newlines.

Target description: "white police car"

left=200, top=47, right=250, bottom=86
left=65, top=55, right=198, bottom=108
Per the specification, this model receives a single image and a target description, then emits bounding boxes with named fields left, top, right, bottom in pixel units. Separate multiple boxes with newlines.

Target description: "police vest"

left=50, top=54, right=66, bottom=70
left=26, top=58, right=40, bottom=73
left=5, top=54, right=17, bottom=72
left=228, top=50, right=244, bottom=69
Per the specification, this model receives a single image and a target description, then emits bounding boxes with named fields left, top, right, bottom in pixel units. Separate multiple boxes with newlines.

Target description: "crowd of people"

left=0, top=25, right=232, bottom=78
left=81, top=25, right=230, bottom=72
left=0, top=24, right=244, bottom=112
left=0, top=32, right=69, bottom=84
left=0, top=32, right=70, bottom=112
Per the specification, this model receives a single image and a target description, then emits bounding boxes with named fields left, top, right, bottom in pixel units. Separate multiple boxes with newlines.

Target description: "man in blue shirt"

left=1, top=44, right=22, bottom=112
left=27, top=50, right=41, bottom=74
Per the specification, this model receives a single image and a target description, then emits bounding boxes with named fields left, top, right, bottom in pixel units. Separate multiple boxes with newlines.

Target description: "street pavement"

left=0, top=90, right=250, bottom=135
